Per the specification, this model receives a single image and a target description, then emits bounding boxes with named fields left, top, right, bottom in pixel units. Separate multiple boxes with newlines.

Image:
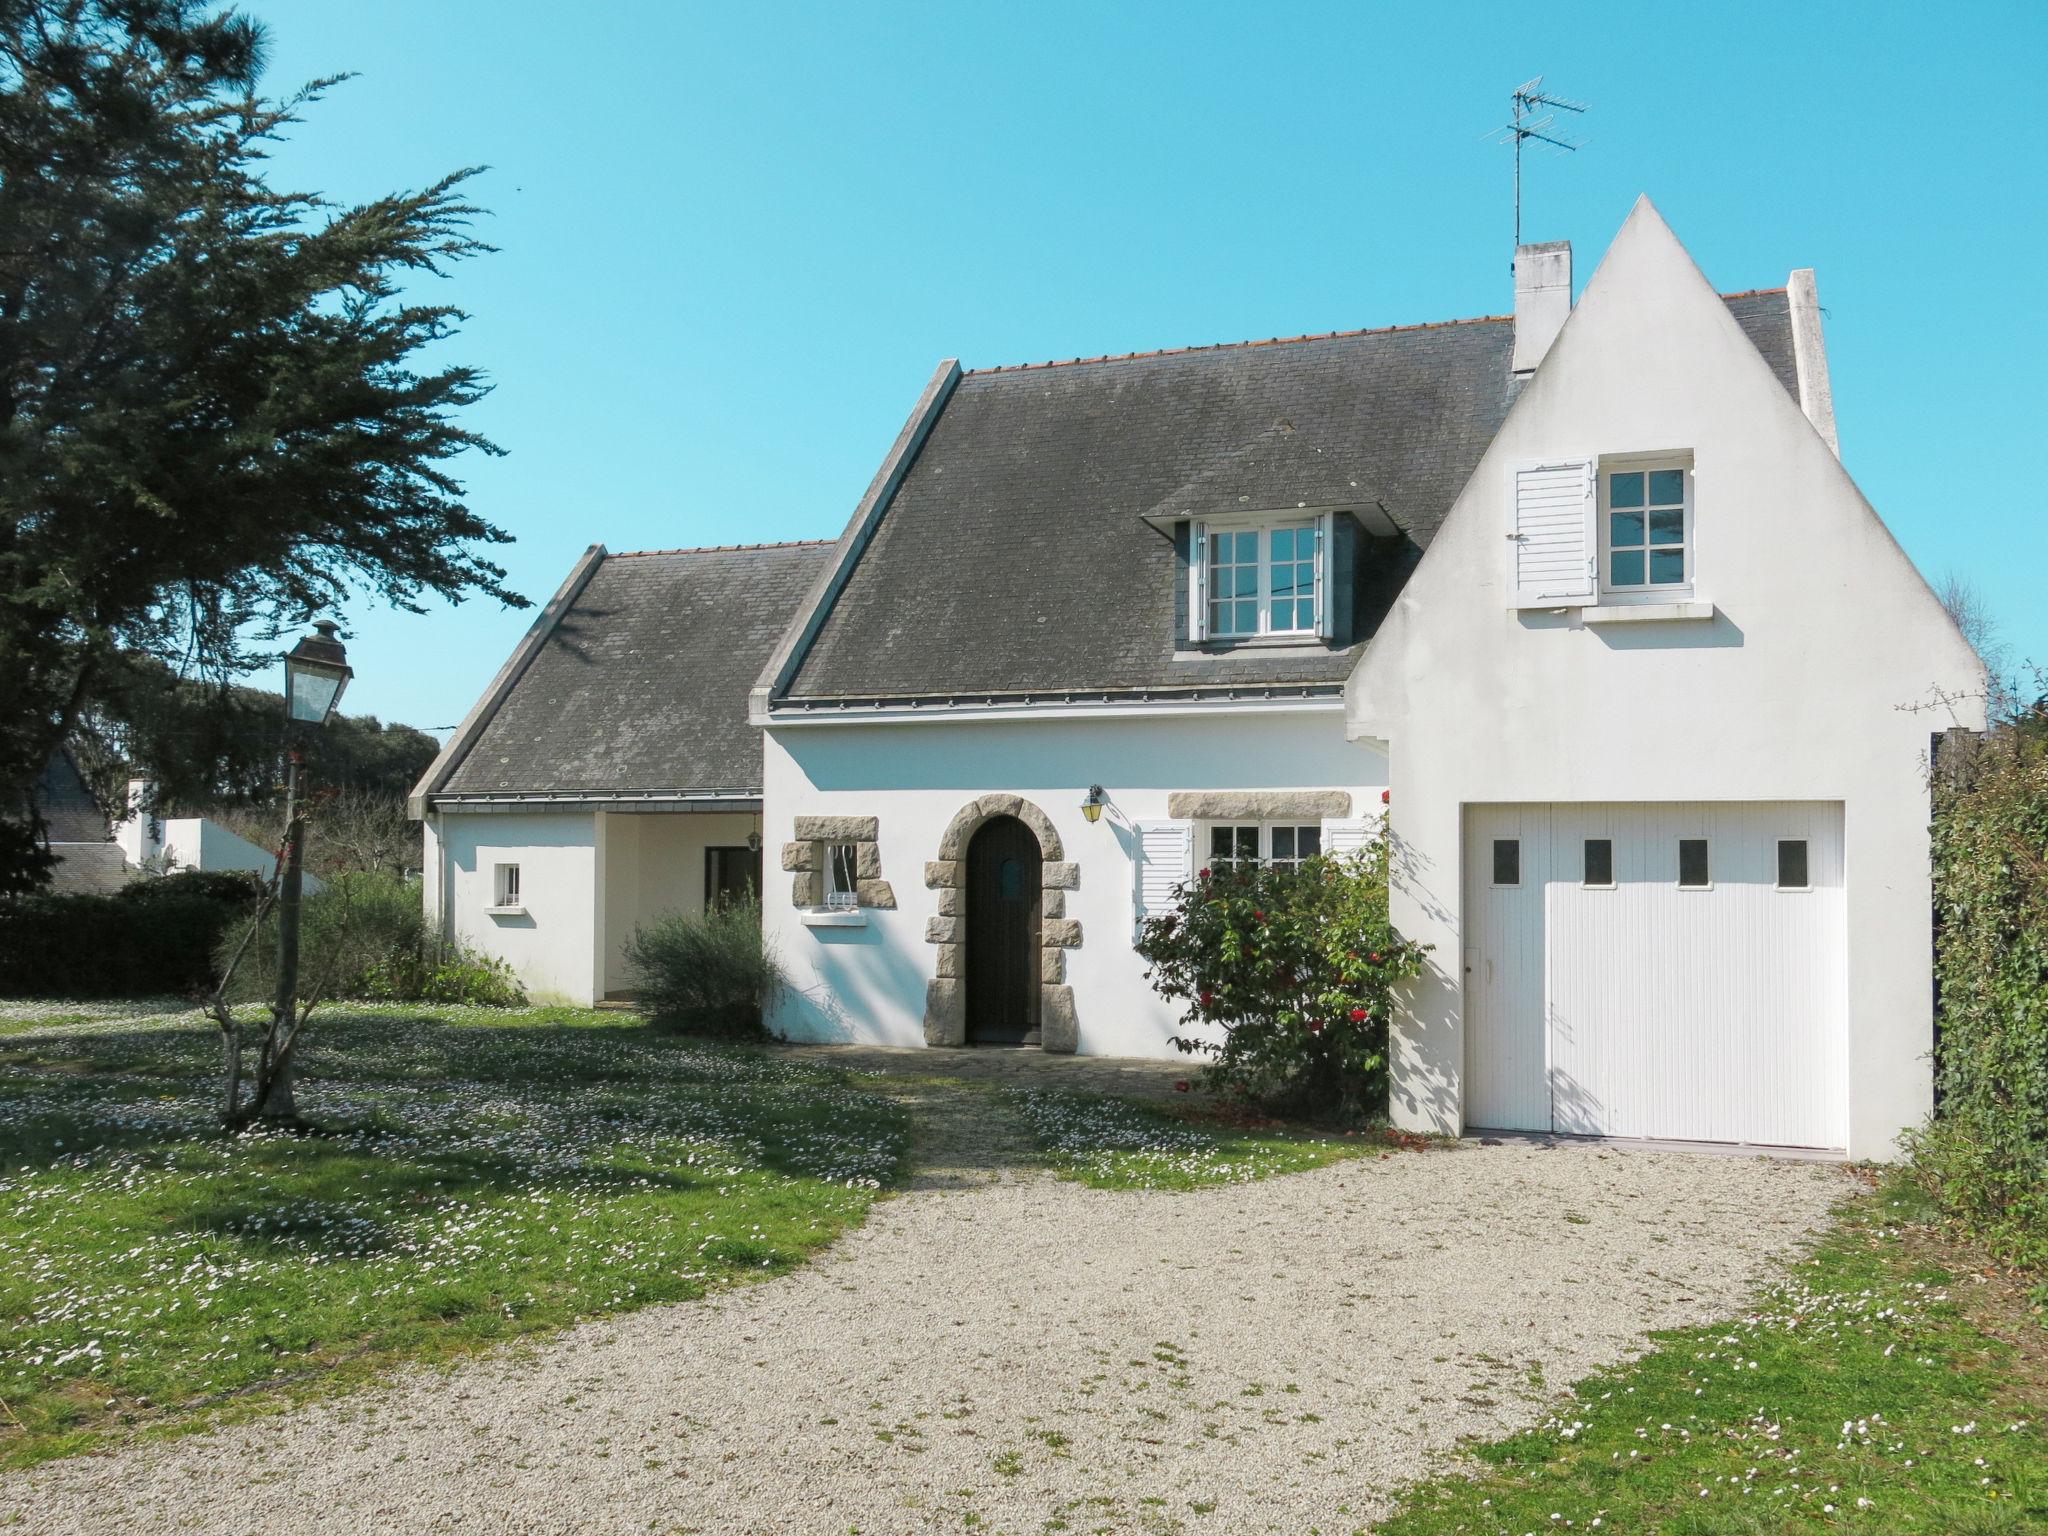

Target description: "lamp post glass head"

left=1081, top=784, right=1106, bottom=824
left=284, top=620, right=353, bottom=726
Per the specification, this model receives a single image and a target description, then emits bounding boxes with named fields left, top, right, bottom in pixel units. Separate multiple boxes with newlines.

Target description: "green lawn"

left=1008, top=1087, right=1405, bottom=1190
left=1376, top=1186, right=2046, bottom=1536
left=0, top=999, right=906, bottom=1466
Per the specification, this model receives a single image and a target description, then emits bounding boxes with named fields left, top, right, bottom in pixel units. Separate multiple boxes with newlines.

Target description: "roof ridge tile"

left=610, top=538, right=837, bottom=559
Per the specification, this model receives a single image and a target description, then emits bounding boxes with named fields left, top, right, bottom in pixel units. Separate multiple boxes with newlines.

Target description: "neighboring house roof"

left=769, top=291, right=1802, bottom=708
left=35, top=747, right=112, bottom=844
left=423, top=540, right=835, bottom=803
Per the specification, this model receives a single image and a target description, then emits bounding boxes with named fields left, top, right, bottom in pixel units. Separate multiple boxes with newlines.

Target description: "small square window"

left=1603, top=462, right=1690, bottom=593
left=1209, top=824, right=1259, bottom=869
left=1583, top=838, right=1613, bottom=887
left=823, top=842, right=860, bottom=909
left=1492, top=838, right=1520, bottom=886
left=1777, top=839, right=1810, bottom=890
left=1678, top=838, right=1710, bottom=888
left=492, top=863, right=521, bottom=908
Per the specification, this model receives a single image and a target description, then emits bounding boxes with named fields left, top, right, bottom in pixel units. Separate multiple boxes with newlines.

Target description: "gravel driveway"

left=2, top=1079, right=1849, bottom=1535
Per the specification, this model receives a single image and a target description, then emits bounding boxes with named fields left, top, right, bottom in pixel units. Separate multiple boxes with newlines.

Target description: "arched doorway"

left=965, top=815, right=1042, bottom=1044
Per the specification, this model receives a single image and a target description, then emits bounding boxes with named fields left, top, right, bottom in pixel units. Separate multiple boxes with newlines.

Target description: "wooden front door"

left=965, top=815, right=1042, bottom=1045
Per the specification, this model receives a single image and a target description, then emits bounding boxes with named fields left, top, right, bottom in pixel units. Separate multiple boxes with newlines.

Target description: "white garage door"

left=1463, top=802, right=1846, bottom=1150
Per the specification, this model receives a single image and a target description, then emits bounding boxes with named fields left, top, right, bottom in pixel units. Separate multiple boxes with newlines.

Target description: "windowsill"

left=484, top=905, right=526, bottom=917
left=1583, top=600, right=1715, bottom=625
left=800, top=908, right=868, bottom=929
left=1173, top=637, right=1337, bottom=660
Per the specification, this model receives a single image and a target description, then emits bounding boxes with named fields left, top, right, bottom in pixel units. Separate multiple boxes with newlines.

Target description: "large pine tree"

left=0, top=0, right=523, bottom=893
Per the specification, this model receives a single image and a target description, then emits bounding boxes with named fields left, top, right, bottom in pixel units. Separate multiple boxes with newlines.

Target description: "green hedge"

left=1914, top=721, right=2048, bottom=1274
left=0, top=871, right=262, bottom=996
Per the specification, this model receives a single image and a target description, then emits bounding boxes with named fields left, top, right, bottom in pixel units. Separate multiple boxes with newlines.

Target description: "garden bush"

left=1911, top=718, right=2048, bottom=1274
left=0, top=870, right=261, bottom=996
left=216, top=870, right=524, bottom=1008
left=1136, top=837, right=1427, bottom=1117
left=625, top=898, right=784, bottom=1035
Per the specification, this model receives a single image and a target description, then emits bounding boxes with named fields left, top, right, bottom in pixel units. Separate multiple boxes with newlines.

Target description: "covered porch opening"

left=599, top=803, right=763, bottom=1001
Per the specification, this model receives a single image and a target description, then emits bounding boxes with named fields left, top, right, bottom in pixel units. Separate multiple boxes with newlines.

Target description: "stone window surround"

left=781, top=816, right=896, bottom=911
left=921, top=793, right=1080, bottom=1054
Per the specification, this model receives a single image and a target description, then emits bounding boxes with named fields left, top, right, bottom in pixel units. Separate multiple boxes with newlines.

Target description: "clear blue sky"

left=247, top=0, right=2046, bottom=732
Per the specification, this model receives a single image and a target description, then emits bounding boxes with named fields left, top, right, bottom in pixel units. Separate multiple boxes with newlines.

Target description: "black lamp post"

left=267, top=621, right=351, bottom=1117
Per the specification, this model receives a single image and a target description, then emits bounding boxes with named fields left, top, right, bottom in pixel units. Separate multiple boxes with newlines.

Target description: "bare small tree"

left=1937, top=571, right=2008, bottom=674
left=203, top=830, right=359, bottom=1129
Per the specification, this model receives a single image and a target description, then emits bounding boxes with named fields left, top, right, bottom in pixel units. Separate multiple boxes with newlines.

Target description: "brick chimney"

left=1511, top=241, right=1572, bottom=375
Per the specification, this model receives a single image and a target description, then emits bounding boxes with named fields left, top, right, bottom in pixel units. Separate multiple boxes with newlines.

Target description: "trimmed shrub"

left=625, top=899, right=783, bottom=1035
left=1136, top=837, right=1428, bottom=1117
left=0, top=870, right=262, bottom=996
left=1912, top=721, right=2048, bottom=1275
left=216, top=871, right=524, bottom=1007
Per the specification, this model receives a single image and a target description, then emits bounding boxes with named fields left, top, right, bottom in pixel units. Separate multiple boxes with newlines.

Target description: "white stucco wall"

left=434, top=809, right=602, bottom=1006
left=1348, top=200, right=1985, bottom=1160
left=763, top=708, right=1386, bottom=1057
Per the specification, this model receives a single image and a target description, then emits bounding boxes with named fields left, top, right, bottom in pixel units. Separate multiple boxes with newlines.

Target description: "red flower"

left=1349, top=1008, right=1368, bottom=1022
left=1252, top=910, right=1266, bottom=922
left=1368, top=951, right=1383, bottom=964
left=1307, top=1019, right=1325, bottom=1035
left=1197, top=867, right=1211, bottom=880
left=1380, top=789, right=1391, bottom=805
left=1199, top=989, right=1214, bottom=1005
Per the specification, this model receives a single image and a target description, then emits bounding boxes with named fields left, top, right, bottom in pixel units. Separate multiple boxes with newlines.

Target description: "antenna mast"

left=1494, top=77, right=1587, bottom=251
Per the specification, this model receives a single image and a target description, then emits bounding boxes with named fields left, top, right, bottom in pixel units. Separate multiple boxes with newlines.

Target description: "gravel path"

left=2, top=1081, right=1850, bottom=1535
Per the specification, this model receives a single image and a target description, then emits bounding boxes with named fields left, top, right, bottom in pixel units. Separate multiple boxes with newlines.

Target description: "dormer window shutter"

left=1188, top=519, right=1209, bottom=643
left=1509, top=458, right=1598, bottom=607
left=1314, top=512, right=1335, bottom=639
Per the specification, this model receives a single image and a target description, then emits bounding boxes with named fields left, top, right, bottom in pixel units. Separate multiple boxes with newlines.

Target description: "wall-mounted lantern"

left=1080, top=785, right=1106, bottom=825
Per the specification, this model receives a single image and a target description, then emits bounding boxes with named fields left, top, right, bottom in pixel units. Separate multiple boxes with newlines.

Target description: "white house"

left=409, top=541, right=834, bottom=1004
left=421, top=197, right=1982, bottom=1160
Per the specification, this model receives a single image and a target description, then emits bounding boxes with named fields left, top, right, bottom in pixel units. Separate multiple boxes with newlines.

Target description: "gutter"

left=428, top=791, right=763, bottom=812
left=406, top=544, right=610, bottom=818
left=766, top=689, right=1346, bottom=727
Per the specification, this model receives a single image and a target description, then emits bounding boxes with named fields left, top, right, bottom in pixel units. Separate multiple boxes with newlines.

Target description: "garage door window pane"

left=1491, top=838, right=1520, bottom=886
left=1777, top=839, right=1809, bottom=889
left=1583, top=838, right=1613, bottom=886
left=1678, top=838, right=1710, bottom=888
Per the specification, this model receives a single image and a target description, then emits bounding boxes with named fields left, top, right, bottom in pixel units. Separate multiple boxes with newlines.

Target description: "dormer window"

left=1191, top=513, right=1331, bottom=642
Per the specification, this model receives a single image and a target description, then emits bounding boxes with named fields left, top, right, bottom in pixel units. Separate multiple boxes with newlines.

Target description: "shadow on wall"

left=1390, top=948, right=1463, bottom=1135
left=771, top=917, right=938, bottom=1048
left=792, top=714, right=1386, bottom=796
left=1515, top=608, right=1747, bottom=652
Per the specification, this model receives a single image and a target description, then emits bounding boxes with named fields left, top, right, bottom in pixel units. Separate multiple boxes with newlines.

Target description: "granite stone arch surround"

left=922, top=794, right=1082, bottom=1052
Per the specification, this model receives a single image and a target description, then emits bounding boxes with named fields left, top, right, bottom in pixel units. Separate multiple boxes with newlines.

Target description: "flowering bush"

left=1135, top=835, right=1427, bottom=1116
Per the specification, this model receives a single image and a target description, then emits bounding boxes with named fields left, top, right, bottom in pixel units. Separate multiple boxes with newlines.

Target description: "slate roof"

left=34, top=747, right=111, bottom=843
left=437, top=541, right=834, bottom=798
left=776, top=292, right=1801, bottom=706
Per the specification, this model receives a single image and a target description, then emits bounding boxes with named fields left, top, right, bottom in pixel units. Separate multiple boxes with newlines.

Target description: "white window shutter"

left=1321, top=817, right=1376, bottom=858
left=1509, top=458, right=1597, bottom=607
left=1314, top=511, right=1334, bottom=639
left=1132, top=818, right=1194, bottom=939
left=1188, top=521, right=1208, bottom=642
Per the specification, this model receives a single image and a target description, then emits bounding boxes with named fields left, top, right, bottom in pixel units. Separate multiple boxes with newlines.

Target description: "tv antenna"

left=1491, top=76, right=1588, bottom=250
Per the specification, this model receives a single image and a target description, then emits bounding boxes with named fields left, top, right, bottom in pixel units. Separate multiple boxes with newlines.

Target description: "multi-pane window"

left=492, top=863, right=521, bottom=909
left=1203, top=520, right=1323, bottom=638
left=1207, top=823, right=1321, bottom=871
left=1605, top=466, right=1688, bottom=590
left=823, top=842, right=859, bottom=909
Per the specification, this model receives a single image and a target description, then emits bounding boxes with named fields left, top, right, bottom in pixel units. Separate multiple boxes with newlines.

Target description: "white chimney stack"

left=115, top=777, right=162, bottom=869
left=1511, top=241, right=1572, bottom=375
